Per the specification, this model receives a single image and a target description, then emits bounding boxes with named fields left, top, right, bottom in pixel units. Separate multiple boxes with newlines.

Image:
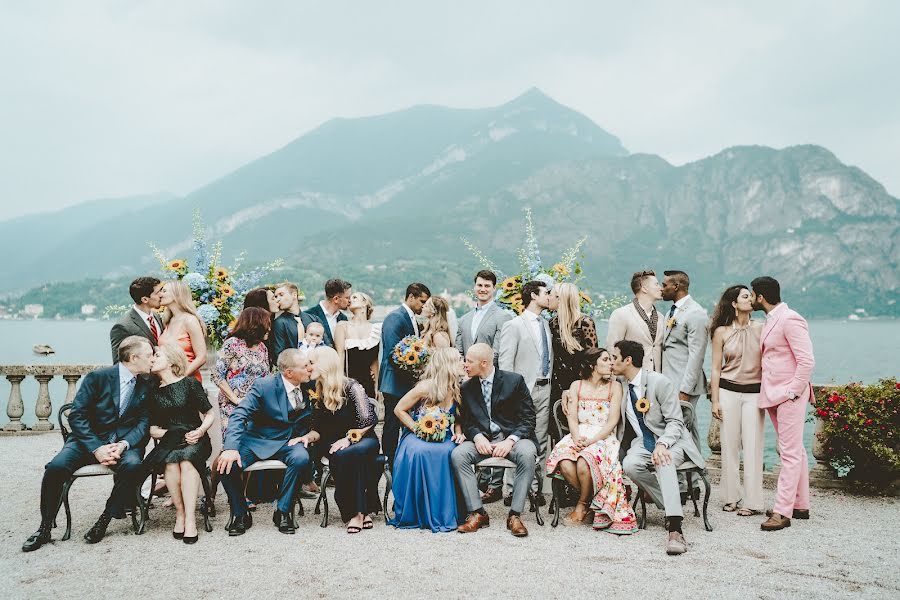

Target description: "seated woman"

left=389, top=348, right=466, bottom=532
left=546, top=347, right=636, bottom=534
left=305, top=347, right=381, bottom=533
left=145, top=344, right=215, bottom=544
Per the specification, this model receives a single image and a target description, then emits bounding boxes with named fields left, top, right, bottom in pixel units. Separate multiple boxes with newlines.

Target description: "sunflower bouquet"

left=414, top=405, right=455, bottom=442
left=391, top=335, right=430, bottom=375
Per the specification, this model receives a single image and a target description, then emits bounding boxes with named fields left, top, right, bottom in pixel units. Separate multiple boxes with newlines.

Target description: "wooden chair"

left=473, top=456, right=545, bottom=526
left=56, top=403, right=144, bottom=541
left=314, top=454, right=393, bottom=527
left=633, top=401, right=713, bottom=532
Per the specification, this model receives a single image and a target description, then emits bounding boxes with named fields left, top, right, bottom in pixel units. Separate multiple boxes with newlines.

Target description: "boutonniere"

left=307, top=388, right=319, bottom=402
left=666, top=317, right=677, bottom=328
left=347, top=428, right=364, bottom=444
left=636, top=397, right=651, bottom=414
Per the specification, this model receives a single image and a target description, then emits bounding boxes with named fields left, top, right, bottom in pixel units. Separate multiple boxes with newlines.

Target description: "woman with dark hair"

left=709, top=285, right=764, bottom=516
left=208, top=307, right=272, bottom=509
left=545, top=347, right=635, bottom=534
left=242, top=287, right=279, bottom=313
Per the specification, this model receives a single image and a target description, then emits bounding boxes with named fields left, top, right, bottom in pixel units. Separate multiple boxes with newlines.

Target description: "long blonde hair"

left=556, top=282, right=584, bottom=354
left=312, top=347, right=346, bottom=412
left=162, top=280, right=205, bottom=328
left=422, top=296, right=452, bottom=347
left=420, top=347, right=463, bottom=408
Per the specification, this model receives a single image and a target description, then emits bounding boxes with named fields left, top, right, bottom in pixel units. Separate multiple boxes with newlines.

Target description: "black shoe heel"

left=182, top=535, right=198, bottom=544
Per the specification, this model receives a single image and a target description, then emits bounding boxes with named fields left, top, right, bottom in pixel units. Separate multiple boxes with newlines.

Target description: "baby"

left=298, top=321, right=326, bottom=354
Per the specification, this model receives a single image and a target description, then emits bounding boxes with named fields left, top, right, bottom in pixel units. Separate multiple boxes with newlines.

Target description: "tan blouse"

left=720, top=321, right=763, bottom=384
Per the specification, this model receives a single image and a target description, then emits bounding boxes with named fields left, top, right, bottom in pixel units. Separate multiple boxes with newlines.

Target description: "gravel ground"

left=2, top=434, right=897, bottom=600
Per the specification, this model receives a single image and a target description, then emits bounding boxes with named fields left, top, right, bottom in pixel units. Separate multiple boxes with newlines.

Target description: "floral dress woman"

left=546, top=380, right=637, bottom=534
left=211, top=336, right=270, bottom=434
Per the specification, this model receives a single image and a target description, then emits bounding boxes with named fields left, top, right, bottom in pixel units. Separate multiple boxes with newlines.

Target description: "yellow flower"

left=214, top=266, right=229, bottom=281
left=552, top=263, right=570, bottom=277
left=211, top=296, right=226, bottom=309
left=507, top=293, right=522, bottom=306
left=419, top=417, right=437, bottom=435
left=501, top=276, right=520, bottom=292
left=167, top=259, right=186, bottom=272
left=636, top=397, right=650, bottom=414
left=308, top=389, right=319, bottom=401
left=404, top=353, right=418, bottom=365
left=439, top=415, right=449, bottom=430
left=218, top=284, right=235, bottom=297
left=347, top=428, right=363, bottom=443
left=228, top=319, right=237, bottom=331
left=666, top=317, right=677, bottom=329
left=411, top=341, right=425, bottom=354
left=579, top=291, right=593, bottom=305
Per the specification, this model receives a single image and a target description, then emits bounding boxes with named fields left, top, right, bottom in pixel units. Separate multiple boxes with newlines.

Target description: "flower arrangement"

left=391, top=335, right=430, bottom=375
left=813, top=379, right=899, bottom=482
left=149, top=210, right=284, bottom=349
left=461, top=207, right=626, bottom=317
left=415, top=405, right=455, bottom=442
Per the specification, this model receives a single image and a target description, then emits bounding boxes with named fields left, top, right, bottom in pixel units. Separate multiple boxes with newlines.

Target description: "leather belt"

left=535, top=378, right=550, bottom=385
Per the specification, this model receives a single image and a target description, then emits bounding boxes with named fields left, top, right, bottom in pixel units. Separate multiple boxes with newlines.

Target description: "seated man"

left=611, top=340, right=705, bottom=555
left=217, top=349, right=315, bottom=536
left=451, top=343, right=538, bottom=538
left=22, top=336, right=154, bottom=551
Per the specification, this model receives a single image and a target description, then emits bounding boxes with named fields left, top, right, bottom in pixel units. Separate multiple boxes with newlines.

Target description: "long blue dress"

left=388, top=403, right=465, bottom=532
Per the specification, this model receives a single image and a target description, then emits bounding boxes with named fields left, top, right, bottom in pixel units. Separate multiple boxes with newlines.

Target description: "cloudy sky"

left=1, top=1, right=898, bottom=220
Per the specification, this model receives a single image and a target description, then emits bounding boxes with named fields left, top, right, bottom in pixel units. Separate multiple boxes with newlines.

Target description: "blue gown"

left=388, top=403, right=465, bottom=532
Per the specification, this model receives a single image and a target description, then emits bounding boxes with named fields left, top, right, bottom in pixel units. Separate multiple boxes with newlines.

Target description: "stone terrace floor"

left=1, top=434, right=898, bottom=600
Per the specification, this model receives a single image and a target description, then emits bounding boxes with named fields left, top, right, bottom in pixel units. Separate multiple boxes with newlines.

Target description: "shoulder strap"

left=577, top=380, right=583, bottom=401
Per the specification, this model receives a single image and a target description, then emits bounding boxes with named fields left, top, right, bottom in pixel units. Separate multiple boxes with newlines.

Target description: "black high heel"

left=182, top=535, right=198, bottom=544
left=172, top=530, right=184, bottom=540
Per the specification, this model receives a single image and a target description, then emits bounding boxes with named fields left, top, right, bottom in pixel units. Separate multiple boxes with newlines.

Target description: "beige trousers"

left=719, top=388, right=764, bottom=510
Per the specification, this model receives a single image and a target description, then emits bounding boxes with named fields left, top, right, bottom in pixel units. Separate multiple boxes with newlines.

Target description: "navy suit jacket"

left=377, top=305, right=417, bottom=398
left=67, top=365, right=152, bottom=454
left=304, top=304, right=348, bottom=348
left=223, top=374, right=312, bottom=459
left=271, top=311, right=322, bottom=367
left=459, top=369, right=537, bottom=445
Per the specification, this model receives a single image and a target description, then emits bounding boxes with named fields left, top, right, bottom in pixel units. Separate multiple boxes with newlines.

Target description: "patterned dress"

left=549, top=315, right=599, bottom=404
left=546, top=381, right=637, bottom=534
left=211, top=336, right=270, bottom=434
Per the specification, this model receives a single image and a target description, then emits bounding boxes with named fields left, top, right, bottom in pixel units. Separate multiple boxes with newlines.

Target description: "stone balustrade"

left=0, top=365, right=105, bottom=433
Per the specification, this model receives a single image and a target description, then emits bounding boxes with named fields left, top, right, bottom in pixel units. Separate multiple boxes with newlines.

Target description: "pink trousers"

left=767, top=399, right=810, bottom=518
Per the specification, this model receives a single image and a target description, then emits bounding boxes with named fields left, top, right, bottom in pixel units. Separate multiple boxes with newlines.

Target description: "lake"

left=1, top=317, right=897, bottom=467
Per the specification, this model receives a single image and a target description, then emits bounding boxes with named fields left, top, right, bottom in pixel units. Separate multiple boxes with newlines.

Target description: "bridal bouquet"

left=415, top=406, right=455, bottom=442
left=391, top=335, right=430, bottom=375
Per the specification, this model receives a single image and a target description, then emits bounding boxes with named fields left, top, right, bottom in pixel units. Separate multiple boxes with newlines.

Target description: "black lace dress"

left=147, top=378, right=213, bottom=470
left=549, top=315, right=600, bottom=404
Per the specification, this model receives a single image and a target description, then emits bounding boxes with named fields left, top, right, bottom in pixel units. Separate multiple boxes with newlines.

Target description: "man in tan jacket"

left=606, top=270, right=664, bottom=372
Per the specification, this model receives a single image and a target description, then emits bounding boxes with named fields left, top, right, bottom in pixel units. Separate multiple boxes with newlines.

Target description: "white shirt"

left=133, top=305, right=157, bottom=331
left=318, top=301, right=341, bottom=335
left=522, top=310, right=549, bottom=376
left=402, top=303, right=420, bottom=337
left=479, top=368, right=519, bottom=443
left=667, top=294, right=691, bottom=320
left=116, top=363, right=137, bottom=449
left=624, top=370, right=644, bottom=441
left=470, top=300, right=494, bottom=339
left=282, top=375, right=301, bottom=410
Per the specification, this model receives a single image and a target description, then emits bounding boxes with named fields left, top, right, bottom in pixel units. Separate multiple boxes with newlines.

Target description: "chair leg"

left=319, top=467, right=331, bottom=528
left=61, top=480, right=74, bottom=541
left=686, top=471, right=700, bottom=517
left=700, top=470, right=713, bottom=532
left=382, top=465, right=393, bottom=524
left=532, top=466, right=544, bottom=526
left=133, top=485, right=145, bottom=535
left=550, top=478, right=560, bottom=528
left=201, top=475, right=213, bottom=533
left=637, top=486, right=647, bottom=530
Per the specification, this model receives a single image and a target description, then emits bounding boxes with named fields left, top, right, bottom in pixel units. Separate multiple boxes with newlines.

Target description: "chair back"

left=552, top=399, right=569, bottom=442
left=58, top=402, right=74, bottom=442
left=680, top=401, right=695, bottom=434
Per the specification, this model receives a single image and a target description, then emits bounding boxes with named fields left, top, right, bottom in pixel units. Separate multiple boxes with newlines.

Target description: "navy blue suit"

left=271, top=311, right=322, bottom=367
left=377, top=305, right=417, bottom=463
left=40, top=365, right=151, bottom=523
left=221, top=374, right=313, bottom=516
left=304, top=304, right=348, bottom=348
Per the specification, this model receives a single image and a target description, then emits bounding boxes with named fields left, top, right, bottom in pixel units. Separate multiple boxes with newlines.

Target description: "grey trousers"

left=486, top=380, right=550, bottom=492
left=451, top=435, right=537, bottom=514
left=622, top=441, right=685, bottom=518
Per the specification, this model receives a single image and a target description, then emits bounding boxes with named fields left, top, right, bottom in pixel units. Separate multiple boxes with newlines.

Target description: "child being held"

left=298, top=321, right=326, bottom=354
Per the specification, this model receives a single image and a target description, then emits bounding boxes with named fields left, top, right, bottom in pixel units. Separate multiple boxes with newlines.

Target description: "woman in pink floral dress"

left=546, top=347, right=636, bottom=534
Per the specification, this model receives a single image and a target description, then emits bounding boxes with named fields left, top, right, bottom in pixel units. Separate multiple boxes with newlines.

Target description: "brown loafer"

left=506, top=515, right=528, bottom=537
left=457, top=512, right=490, bottom=533
left=761, top=513, right=791, bottom=531
left=665, top=531, right=688, bottom=555
left=766, top=508, right=809, bottom=519
left=480, top=487, right=503, bottom=504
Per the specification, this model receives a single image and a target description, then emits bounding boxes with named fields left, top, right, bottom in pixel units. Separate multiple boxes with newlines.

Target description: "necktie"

left=539, top=319, right=550, bottom=377
left=148, top=316, right=159, bottom=343
left=667, top=304, right=677, bottom=320
left=482, top=379, right=500, bottom=434
left=290, top=387, right=303, bottom=410
left=628, top=383, right=656, bottom=453
left=119, top=377, right=136, bottom=417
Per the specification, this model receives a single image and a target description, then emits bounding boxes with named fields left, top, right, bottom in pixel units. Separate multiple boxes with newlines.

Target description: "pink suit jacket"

left=759, top=303, right=815, bottom=409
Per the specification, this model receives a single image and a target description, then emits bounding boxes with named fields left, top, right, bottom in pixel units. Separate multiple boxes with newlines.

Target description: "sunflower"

left=307, top=388, right=319, bottom=402
left=579, top=291, right=593, bottom=305
left=635, top=397, right=650, bottom=414
left=439, top=414, right=449, bottom=430
left=418, top=417, right=437, bottom=435
left=211, top=296, right=227, bottom=309
left=501, top=276, right=520, bottom=292
left=347, top=428, right=363, bottom=443
left=218, top=284, right=236, bottom=297
left=411, top=341, right=425, bottom=354
left=214, top=266, right=230, bottom=281
left=552, top=263, right=570, bottom=277
left=167, top=259, right=186, bottom=272
left=404, top=353, right=418, bottom=365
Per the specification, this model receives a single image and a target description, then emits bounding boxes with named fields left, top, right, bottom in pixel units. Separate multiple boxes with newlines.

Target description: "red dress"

left=160, top=330, right=203, bottom=383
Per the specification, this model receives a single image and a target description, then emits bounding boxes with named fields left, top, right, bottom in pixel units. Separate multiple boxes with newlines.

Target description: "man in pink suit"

left=751, top=276, right=815, bottom=531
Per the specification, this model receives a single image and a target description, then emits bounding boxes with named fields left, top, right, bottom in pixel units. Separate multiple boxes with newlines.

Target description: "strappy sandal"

left=722, top=502, right=740, bottom=512
left=736, top=508, right=760, bottom=517
left=346, top=524, right=362, bottom=534
left=362, top=516, right=374, bottom=530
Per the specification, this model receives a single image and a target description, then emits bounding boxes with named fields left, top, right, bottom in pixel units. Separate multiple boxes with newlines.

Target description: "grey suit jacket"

left=110, top=308, right=164, bottom=364
left=455, top=302, right=513, bottom=362
left=661, top=297, right=709, bottom=397
left=616, top=369, right=704, bottom=467
left=498, top=313, right=553, bottom=391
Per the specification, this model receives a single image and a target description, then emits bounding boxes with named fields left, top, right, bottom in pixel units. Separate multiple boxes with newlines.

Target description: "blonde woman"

left=388, top=347, right=466, bottom=532
left=158, top=280, right=207, bottom=382
left=145, top=344, right=215, bottom=544
left=550, top=283, right=598, bottom=420
left=334, top=292, right=382, bottom=399
left=304, top=347, right=380, bottom=533
left=420, top=296, right=453, bottom=349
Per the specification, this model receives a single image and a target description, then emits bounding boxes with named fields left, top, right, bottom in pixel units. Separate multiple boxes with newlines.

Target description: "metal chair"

left=473, top=456, right=545, bottom=526
left=138, top=444, right=213, bottom=535
left=548, top=398, right=572, bottom=527
left=223, top=459, right=308, bottom=527
left=633, top=401, right=713, bottom=532
left=314, top=454, right=393, bottom=527
left=56, top=403, right=144, bottom=541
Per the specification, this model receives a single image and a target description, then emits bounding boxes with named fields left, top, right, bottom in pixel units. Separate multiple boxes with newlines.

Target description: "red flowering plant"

left=813, top=378, right=900, bottom=482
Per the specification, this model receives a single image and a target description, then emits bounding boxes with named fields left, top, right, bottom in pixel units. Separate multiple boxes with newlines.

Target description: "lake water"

left=1, top=318, right=897, bottom=467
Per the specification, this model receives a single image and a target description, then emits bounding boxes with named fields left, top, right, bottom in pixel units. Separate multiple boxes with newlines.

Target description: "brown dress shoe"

left=761, top=513, right=791, bottom=531
left=506, top=515, right=528, bottom=537
left=766, top=508, right=809, bottom=519
left=457, top=512, right=490, bottom=533
left=665, top=531, right=688, bottom=555
left=481, top=487, right=503, bottom=504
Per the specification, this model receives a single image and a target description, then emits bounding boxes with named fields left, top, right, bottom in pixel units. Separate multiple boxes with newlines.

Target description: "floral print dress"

left=211, top=336, right=270, bottom=434
left=546, top=380, right=637, bottom=534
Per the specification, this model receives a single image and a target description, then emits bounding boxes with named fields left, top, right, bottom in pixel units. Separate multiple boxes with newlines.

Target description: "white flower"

left=196, top=304, right=220, bottom=324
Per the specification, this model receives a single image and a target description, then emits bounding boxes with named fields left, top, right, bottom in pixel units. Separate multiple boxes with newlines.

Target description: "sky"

left=1, top=0, right=898, bottom=220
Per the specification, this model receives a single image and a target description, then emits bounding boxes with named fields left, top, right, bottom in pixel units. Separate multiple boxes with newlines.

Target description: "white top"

left=402, top=303, right=419, bottom=337
left=318, top=301, right=341, bottom=335
left=522, top=310, right=548, bottom=376
left=624, top=370, right=644, bottom=441
left=344, top=322, right=383, bottom=351
left=470, top=300, right=495, bottom=338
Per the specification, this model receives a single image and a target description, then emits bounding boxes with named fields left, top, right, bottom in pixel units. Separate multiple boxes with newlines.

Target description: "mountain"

left=3, top=89, right=898, bottom=317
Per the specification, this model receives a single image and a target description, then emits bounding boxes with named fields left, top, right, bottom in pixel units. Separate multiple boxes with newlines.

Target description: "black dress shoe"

left=22, top=524, right=52, bottom=552
left=502, top=494, right=512, bottom=507
left=182, top=534, right=198, bottom=544
left=273, top=510, right=296, bottom=534
left=84, top=512, right=113, bottom=544
left=172, top=530, right=184, bottom=540
left=228, top=513, right=253, bottom=536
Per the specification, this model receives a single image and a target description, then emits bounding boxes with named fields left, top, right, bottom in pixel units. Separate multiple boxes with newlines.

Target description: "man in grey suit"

left=109, top=277, right=165, bottom=364
left=455, top=270, right=512, bottom=364
left=497, top=279, right=553, bottom=503
left=660, top=270, right=709, bottom=457
left=611, top=340, right=704, bottom=555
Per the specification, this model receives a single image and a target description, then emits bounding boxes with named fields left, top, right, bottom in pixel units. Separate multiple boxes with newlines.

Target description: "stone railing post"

left=62, top=372, right=82, bottom=405
left=32, top=368, right=55, bottom=431
left=3, top=370, right=27, bottom=432
left=706, top=414, right=722, bottom=473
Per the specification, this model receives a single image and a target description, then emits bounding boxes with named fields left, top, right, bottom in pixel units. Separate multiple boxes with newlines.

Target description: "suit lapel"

left=472, top=303, right=495, bottom=340
left=760, top=305, right=784, bottom=349
left=111, top=368, right=122, bottom=414
left=521, top=315, right=541, bottom=356
left=274, top=376, right=289, bottom=421
left=130, top=308, right=153, bottom=339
